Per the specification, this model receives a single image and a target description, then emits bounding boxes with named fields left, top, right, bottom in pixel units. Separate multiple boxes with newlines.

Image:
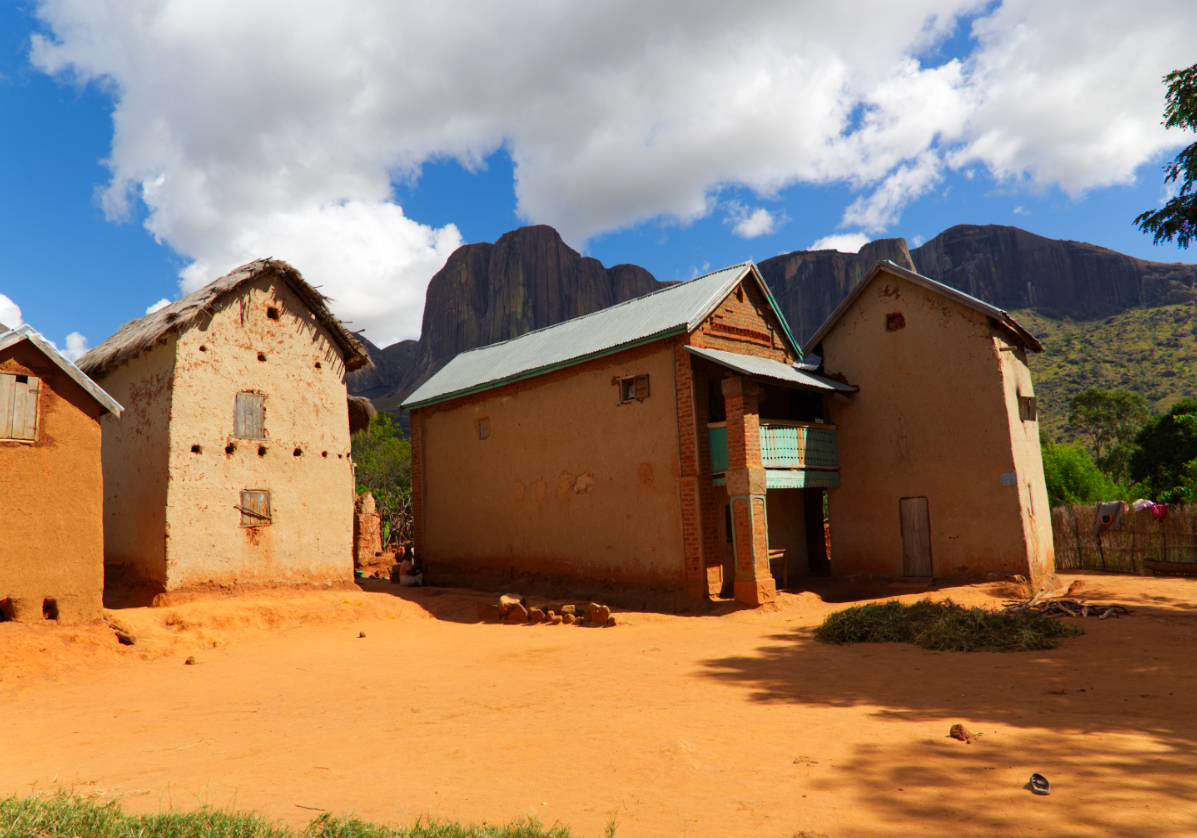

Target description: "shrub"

left=1040, top=437, right=1126, bottom=507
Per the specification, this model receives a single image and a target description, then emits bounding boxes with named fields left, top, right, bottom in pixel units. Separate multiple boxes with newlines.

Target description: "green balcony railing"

left=760, top=423, right=839, bottom=469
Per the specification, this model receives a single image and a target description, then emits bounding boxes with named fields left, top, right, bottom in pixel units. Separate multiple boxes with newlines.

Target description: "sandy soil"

left=3, top=574, right=1197, bottom=838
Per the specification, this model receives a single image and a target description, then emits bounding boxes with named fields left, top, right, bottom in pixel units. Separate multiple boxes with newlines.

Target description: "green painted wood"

left=708, top=426, right=729, bottom=474
left=760, top=425, right=839, bottom=469
left=765, top=469, right=841, bottom=489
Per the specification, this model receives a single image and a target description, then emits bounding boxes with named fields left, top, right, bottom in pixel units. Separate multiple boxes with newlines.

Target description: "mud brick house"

left=403, top=262, right=857, bottom=605
left=804, top=260, right=1052, bottom=584
left=1, top=324, right=122, bottom=624
left=78, top=259, right=370, bottom=593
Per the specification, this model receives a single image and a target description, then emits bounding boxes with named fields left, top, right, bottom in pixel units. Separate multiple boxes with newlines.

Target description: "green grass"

left=1013, top=304, right=1197, bottom=444
left=814, top=599, right=1082, bottom=652
left=0, top=792, right=580, bottom=838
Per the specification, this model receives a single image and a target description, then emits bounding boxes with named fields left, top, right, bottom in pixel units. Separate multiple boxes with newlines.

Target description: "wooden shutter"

left=240, top=490, right=271, bottom=527
left=234, top=392, right=266, bottom=439
left=0, top=373, right=40, bottom=441
left=634, top=374, right=650, bottom=400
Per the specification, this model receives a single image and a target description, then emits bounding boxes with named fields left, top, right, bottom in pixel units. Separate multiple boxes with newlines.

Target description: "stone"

left=184, top=656, right=196, bottom=665
left=560, top=604, right=576, bottom=616
left=546, top=603, right=564, bottom=616
left=505, top=603, right=529, bottom=623
left=359, top=631, right=367, bottom=638
left=548, top=614, right=563, bottom=625
left=481, top=603, right=502, bottom=621
left=562, top=613, right=575, bottom=625
left=498, top=593, right=526, bottom=617
left=527, top=607, right=545, bottom=624
left=605, top=616, right=616, bottom=627
left=589, top=604, right=611, bottom=626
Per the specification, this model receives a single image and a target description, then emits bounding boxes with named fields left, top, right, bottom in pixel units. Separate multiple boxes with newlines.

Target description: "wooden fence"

left=1052, top=504, right=1197, bottom=573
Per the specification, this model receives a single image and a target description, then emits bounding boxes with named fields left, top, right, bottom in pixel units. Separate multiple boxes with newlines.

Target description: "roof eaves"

left=403, top=326, right=685, bottom=410
left=0, top=326, right=124, bottom=416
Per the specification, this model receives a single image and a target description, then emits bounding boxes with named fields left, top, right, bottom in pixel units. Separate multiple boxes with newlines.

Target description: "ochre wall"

left=1, top=341, right=106, bottom=623
left=163, top=277, right=355, bottom=588
left=765, top=488, right=808, bottom=581
left=417, top=341, right=686, bottom=589
left=821, top=270, right=1049, bottom=582
left=95, top=335, right=177, bottom=587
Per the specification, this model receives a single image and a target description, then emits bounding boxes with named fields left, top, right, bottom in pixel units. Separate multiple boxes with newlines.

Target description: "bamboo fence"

left=1052, top=504, right=1197, bottom=574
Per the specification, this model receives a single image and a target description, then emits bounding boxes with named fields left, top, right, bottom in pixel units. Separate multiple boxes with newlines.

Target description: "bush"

left=1040, top=437, right=1126, bottom=507
left=1130, top=398, right=1197, bottom=501
left=352, top=412, right=413, bottom=547
left=814, top=599, right=1082, bottom=652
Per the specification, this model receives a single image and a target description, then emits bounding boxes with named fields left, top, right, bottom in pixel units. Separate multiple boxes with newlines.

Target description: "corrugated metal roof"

left=803, top=260, right=1044, bottom=354
left=0, top=325, right=124, bottom=416
left=405, top=261, right=793, bottom=409
left=684, top=346, right=857, bottom=392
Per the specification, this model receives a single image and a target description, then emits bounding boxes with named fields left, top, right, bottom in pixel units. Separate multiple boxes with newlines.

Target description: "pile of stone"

left=477, top=594, right=615, bottom=627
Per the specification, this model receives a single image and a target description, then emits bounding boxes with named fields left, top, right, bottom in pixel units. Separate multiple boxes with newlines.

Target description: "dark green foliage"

left=1066, top=387, right=1152, bottom=481
left=1135, top=63, right=1197, bottom=248
left=1130, top=398, right=1197, bottom=502
left=814, top=599, right=1082, bottom=653
left=1040, top=436, right=1128, bottom=507
left=352, top=412, right=413, bottom=546
left=0, top=793, right=580, bottom=838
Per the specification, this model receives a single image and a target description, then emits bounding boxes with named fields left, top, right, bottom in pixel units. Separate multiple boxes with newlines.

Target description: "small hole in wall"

left=0, top=599, right=14, bottom=622
left=267, top=306, right=280, bottom=320
left=257, top=352, right=267, bottom=362
left=886, top=312, right=906, bottom=332
left=314, top=362, right=322, bottom=369
left=199, top=345, right=208, bottom=352
left=321, top=451, right=328, bottom=458
left=258, top=446, right=267, bottom=457
left=191, top=444, right=202, bottom=454
left=42, top=599, right=58, bottom=620
left=337, top=453, right=343, bottom=459
left=293, top=448, right=303, bottom=457
left=225, top=443, right=236, bottom=455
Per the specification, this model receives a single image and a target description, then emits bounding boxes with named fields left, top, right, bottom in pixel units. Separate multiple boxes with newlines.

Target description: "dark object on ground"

left=949, top=724, right=981, bottom=743
left=1029, top=773, right=1052, bottom=795
left=1142, top=559, right=1197, bottom=577
left=184, top=656, right=196, bottom=665
left=1003, top=586, right=1131, bottom=619
left=814, top=598, right=1083, bottom=652
left=358, top=631, right=366, bottom=638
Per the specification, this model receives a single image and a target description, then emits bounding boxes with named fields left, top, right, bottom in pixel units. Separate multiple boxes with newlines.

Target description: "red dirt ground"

left=2, top=574, right=1197, bottom=837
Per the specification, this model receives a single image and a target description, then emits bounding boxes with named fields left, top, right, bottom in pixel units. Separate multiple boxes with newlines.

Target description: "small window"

left=234, top=392, right=266, bottom=439
left=1019, top=395, right=1037, bottom=422
left=620, top=374, right=650, bottom=403
left=267, top=306, right=280, bottom=321
left=0, top=372, right=41, bottom=441
left=239, top=490, right=271, bottom=527
left=478, top=416, right=491, bottom=440
left=886, top=312, right=906, bottom=331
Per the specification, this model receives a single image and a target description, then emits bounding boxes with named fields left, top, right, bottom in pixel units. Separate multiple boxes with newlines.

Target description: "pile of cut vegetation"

left=814, top=598, right=1082, bottom=652
left=0, top=792, right=581, bottom=838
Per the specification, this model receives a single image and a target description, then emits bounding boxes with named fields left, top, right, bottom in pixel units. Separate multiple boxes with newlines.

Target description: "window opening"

left=191, top=444, right=202, bottom=454
left=724, top=504, right=732, bottom=544
left=620, top=374, right=650, bottom=403
left=234, top=392, right=266, bottom=439
left=1019, top=395, right=1037, bottom=422
left=293, top=448, right=303, bottom=457
left=42, top=599, right=58, bottom=620
left=0, top=599, right=13, bottom=622
left=267, top=306, right=280, bottom=320
left=239, top=490, right=272, bottom=527
left=0, top=372, right=41, bottom=441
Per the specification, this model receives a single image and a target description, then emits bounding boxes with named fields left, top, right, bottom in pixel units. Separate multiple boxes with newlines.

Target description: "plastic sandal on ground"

left=1029, top=773, right=1051, bottom=795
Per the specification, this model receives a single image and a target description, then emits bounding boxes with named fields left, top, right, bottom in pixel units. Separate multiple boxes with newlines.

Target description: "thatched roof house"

left=81, top=258, right=371, bottom=595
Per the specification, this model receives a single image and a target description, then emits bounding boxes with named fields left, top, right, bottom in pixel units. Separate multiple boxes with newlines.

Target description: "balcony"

left=708, top=421, right=840, bottom=489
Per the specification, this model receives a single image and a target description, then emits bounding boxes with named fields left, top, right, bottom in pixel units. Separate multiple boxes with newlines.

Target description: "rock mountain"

left=350, top=223, right=1197, bottom=414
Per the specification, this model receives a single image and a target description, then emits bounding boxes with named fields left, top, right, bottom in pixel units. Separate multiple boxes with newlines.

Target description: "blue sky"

left=2, top=1, right=1194, bottom=354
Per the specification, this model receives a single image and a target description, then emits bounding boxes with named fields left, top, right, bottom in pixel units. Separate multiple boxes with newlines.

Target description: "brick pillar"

left=410, top=408, right=425, bottom=557
left=672, top=342, right=710, bottom=599
left=722, top=376, right=775, bottom=606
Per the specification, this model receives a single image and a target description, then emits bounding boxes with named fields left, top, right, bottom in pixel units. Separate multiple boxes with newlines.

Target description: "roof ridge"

left=452, top=260, right=753, bottom=358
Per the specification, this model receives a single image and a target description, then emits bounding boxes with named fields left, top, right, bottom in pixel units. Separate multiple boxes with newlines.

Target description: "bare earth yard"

left=2, top=574, right=1197, bottom=837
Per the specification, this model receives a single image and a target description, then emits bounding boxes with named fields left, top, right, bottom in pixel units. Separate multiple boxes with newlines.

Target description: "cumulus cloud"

left=0, top=294, right=23, bottom=330
left=724, top=201, right=785, bottom=238
left=62, top=331, right=89, bottom=362
left=810, top=233, right=871, bottom=253
left=145, top=298, right=171, bottom=315
left=27, top=0, right=1197, bottom=343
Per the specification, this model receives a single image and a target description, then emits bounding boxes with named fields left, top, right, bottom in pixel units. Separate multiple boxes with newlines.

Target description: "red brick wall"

left=691, top=278, right=798, bottom=363
left=672, top=341, right=708, bottom=597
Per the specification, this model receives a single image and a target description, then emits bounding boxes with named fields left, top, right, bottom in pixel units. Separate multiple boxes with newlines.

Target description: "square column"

left=721, top=376, right=776, bottom=605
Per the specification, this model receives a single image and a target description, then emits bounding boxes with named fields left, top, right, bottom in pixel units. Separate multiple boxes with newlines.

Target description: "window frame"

left=0, top=372, right=41, bottom=442
left=239, top=490, right=272, bottom=527
left=234, top=391, right=267, bottom=440
left=619, top=374, right=650, bottom=403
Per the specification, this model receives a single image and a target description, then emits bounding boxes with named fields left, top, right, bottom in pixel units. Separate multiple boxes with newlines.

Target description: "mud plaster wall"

left=0, top=341, right=105, bottom=623
left=418, top=342, right=686, bottom=589
left=95, top=335, right=177, bottom=586
left=997, top=342, right=1055, bottom=581
left=822, top=271, right=1042, bottom=580
left=765, top=488, right=808, bottom=580
left=164, top=277, right=354, bottom=589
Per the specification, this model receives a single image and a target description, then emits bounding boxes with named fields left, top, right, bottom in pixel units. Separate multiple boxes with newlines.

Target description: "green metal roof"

left=684, top=346, right=857, bottom=392
left=404, top=261, right=800, bottom=409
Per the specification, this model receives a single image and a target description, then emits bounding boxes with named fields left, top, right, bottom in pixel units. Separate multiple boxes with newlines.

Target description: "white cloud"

left=0, top=294, right=23, bottom=330
left=1013, top=206, right=1029, bottom=216
left=910, top=234, right=925, bottom=247
left=27, top=0, right=1197, bottom=343
left=63, top=331, right=89, bottom=362
left=810, top=233, right=871, bottom=253
left=145, top=298, right=171, bottom=314
left=724, top=201, right=784, bottom=239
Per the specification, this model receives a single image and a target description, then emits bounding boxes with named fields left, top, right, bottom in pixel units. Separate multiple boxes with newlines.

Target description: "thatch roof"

left=347, top=395, right=378, bottom=436
left=78, top=259, right=370, bottom=377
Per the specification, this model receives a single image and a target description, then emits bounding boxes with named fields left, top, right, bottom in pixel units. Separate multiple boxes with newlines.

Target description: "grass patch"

left=0, top=792, right=580, bottom=838
left=814, top=598, right=1083, bottom=652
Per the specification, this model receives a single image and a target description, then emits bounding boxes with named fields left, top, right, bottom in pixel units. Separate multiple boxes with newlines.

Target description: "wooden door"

left=900, top=496, right=932, bottom=576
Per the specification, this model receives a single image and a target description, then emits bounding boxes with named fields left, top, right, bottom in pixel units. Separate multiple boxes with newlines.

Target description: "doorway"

left=900, top=496, right=932, bottom=576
